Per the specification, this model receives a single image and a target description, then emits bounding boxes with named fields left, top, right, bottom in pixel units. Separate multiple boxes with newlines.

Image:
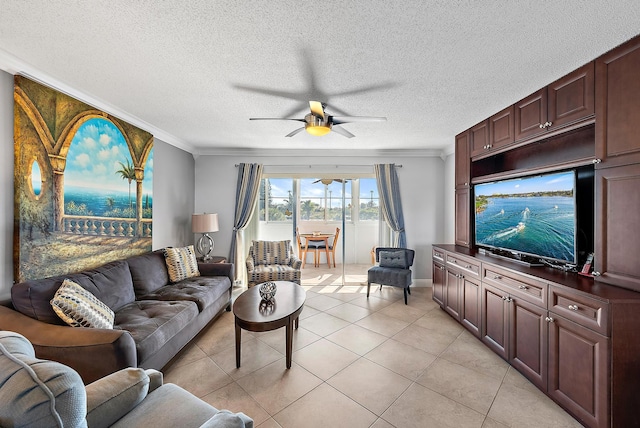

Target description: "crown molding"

left=192, top=147, right=447, bottom=158
left=0, top=48, right=193, bottom=153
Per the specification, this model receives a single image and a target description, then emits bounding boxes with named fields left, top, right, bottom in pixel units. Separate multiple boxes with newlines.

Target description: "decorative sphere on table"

left=259, top=281, right=277, bottom=301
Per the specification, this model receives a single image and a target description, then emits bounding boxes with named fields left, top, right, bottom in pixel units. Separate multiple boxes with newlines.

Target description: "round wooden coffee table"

left=233, top=281, right=306, bottom=369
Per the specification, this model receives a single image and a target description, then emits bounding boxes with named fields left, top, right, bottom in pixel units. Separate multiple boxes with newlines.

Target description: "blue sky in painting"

left=64, top=118, right=153, bottom=194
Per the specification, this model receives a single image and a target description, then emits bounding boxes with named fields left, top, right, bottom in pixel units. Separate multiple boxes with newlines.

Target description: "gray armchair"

left=367, top=247, right=415, bottom=305
left=0, top=331, right=253, bottom=428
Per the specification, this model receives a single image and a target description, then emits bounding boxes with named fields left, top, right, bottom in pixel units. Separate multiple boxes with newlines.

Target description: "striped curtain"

left=230, top=163, right=263, bottom=285
left=374, top=164, right=407, bottom=248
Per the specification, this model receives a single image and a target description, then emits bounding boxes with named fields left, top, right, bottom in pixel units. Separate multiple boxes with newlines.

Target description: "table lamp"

left=192, top=213, right=219, bottom=261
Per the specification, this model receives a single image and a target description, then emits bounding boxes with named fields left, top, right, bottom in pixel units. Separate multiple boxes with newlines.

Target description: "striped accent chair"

left=246, top=240, right=302, bottom=287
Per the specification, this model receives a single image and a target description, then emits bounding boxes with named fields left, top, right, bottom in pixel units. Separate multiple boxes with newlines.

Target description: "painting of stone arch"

left=13, top=76, right=153, bottom=282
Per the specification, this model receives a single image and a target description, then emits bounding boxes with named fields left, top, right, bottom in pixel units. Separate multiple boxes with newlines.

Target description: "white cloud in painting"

left=74, top=153, right=91, bottom=169
left=99, top=133, right=112, bottom=146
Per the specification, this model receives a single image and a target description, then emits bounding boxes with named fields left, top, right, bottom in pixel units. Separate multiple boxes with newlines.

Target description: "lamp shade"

left=192, top=213, right=219, bottom=233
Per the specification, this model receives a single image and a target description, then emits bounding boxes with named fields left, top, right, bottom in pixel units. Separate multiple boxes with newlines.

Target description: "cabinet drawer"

left=549, top=286, right=609, bottom=336
left=446, top=254, right=481, bottom=279
left=483, top=266, right=547, bottom=307
left=433, top=248, right=446, bottom=263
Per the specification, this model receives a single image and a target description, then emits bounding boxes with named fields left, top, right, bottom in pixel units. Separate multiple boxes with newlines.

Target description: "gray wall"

left=444, top=153, right=455, bottom=244
left=0, top=71, right=195, bottom=299
left=0, top=71, right=13, bottom=299
left=195, top=154, right=445, bottom=280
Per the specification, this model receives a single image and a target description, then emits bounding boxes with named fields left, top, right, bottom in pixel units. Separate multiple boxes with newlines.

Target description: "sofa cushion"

left=127, top=251, right=170, bottom=296
left=248, top=264, right=300, bottom=285
left=114, top=300, right=199, bottom=364
left=163, top=246, right=200, bottom=283
left=51, top=279, right=115, bottom=329
left=80, top=260, right=136, bottom=311
left=12, top=272, right=93, bottom=325
left=379, top=250, right=408, bottom=269
left=0, top=331, right=87, bottom=428
left=86, top=368, right=150, bottom=428
left=138, top=276, right=231, bottom=312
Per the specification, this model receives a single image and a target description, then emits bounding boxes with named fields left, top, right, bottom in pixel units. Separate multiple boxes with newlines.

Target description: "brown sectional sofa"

left=0, top=249, right=233, bottom=383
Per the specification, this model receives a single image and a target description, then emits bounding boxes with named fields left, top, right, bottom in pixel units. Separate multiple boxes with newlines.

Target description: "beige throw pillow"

left=51, top=279, right=115, bottom=329
left=164, top=245, right=200, bottom=282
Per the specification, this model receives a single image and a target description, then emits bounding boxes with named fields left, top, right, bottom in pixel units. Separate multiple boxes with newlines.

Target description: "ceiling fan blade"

left=250, top=118, right=305, bottom=122
left=285, top=127, right=306, bottom=137
left=234, top=84, right=308, bottom=101
left=309, top=101, right=325, bottom=120
left=331, top=116, right=387, bottom=125
left=331, top=126, right=355, bottom=138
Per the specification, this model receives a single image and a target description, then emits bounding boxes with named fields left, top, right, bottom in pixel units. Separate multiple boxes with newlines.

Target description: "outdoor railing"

left=62, top=215, right=152, bottom=238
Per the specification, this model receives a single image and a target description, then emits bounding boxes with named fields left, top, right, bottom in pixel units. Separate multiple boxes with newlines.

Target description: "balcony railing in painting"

left=62, top=215, right=152, bottom=238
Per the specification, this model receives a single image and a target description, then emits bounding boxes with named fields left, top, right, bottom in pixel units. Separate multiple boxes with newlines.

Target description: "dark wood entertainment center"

left=435, top=34, right=640, bottom=428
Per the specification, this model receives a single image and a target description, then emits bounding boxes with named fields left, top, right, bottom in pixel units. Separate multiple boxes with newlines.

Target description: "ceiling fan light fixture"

left=304, top=113, right=332, bottom=136
left=305, top=124, right=332, bottom=136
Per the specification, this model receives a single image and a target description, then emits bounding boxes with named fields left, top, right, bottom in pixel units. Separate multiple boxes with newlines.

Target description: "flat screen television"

left=474, top=170, right=576, bottom=265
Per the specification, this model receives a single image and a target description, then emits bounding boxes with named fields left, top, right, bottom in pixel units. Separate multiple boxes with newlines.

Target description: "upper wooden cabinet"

left=454, top=131, right=470, bottom=187
left=469, top=120, right=489, bottom=158
left=515, top=62, right=595, bottom=142
left=596, top=36, right=640, bottom=168
left=489, top=106, right=515, bottom=151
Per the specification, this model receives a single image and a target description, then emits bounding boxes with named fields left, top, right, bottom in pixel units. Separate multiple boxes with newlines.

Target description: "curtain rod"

left=234, top=164, right=402, bottom=168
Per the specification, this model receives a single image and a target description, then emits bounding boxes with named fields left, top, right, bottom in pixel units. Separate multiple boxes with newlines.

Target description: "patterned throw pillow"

left=164, top=245, right=200, bottom=282
left=379, top=250, right=408, bottom=268
left=51, top=279, right=115, bottom=329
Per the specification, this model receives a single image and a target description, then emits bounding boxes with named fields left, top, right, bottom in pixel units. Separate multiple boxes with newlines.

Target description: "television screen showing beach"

left=474, top=171, right=575, bottom=263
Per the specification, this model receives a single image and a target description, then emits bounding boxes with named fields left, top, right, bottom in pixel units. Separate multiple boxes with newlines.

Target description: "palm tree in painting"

left=116, top=159, right=136, bottom=209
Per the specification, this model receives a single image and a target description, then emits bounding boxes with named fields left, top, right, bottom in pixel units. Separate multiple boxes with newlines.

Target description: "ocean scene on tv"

left=474, top=171, right=576, bottom=263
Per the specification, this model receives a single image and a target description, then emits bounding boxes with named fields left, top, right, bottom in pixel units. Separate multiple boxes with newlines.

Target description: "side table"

left=198, top=256, right=227, bottom=263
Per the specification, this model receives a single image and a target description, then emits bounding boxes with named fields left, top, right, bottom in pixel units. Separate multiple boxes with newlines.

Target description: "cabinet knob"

left=464, top=182, right=468, bottom=186
left=568, top=304, right=579, bottom=311
left=464, top=264, right=471, bottom=269
left=539, top=124, right=545, bottom=129
left=592, top=271, right=601, bottom=276
left=546, top=121, right=553, bottom=128
left=506, top=297, right=512, bottom=303
left=494, top=275, right=502, bottom=280
left=518, top=285, right=528, bottom=290
left=502, top=296, right=508, bottom=301
left=545, top=316, right=555, bottom=323
left=592, top=158, right=602, bottom=164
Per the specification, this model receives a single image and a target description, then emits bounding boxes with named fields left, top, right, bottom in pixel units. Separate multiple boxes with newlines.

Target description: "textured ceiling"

left=0, top=1, right=639, bottom=155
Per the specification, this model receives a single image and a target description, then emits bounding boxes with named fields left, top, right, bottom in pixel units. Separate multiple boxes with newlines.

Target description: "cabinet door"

left=515, top=88, right=547, bottom=141
left=548, top=62, right=594, bottom=130
left=461, top=276, right=481, bottom=337
left=454, top=188, right=470, bottom=247
left=489, top=105, right=514, bottom=151
left=596, top=35, right=640, bottom=168
left=455, top=131, right=470, bottom=187
left=509, top=298, right=547, bottom=390
left=594, top=163, right=640, bottom=292
left=548, top=314, right=609, bottom=428
left=444, top=269, right=461, bottom=321
left=481, top=282, right=508, bottom=360
left=470, top=120, right=490, bottom=158
left=432, top=261, right=445, bottom=307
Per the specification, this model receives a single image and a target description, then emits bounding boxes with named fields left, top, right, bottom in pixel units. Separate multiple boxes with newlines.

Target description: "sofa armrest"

left=289, top=254, right=302, bottom=269
left=86, top=367, right=151, bottom=428
left=199, top=262, right=234, bottom=283
left=144, top=368, right=164, bottom=392
left=0, top=305, right=137, bottom=384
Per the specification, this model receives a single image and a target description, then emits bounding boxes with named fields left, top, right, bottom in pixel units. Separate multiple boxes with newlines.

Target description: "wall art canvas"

left=13, top=76, right=153, bottom=282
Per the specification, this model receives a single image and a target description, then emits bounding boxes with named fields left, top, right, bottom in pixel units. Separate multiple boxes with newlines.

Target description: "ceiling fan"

left=312, top=178, right=345, bottom=185
left=250, top=101, right=386, bottom=138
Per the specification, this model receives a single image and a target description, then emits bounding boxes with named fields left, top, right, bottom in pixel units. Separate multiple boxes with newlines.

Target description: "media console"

left=432, top=244, right=640, bottom=428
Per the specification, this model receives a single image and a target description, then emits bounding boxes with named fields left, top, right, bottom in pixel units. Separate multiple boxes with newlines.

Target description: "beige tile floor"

left=163, top=264, right=582, bottom=428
